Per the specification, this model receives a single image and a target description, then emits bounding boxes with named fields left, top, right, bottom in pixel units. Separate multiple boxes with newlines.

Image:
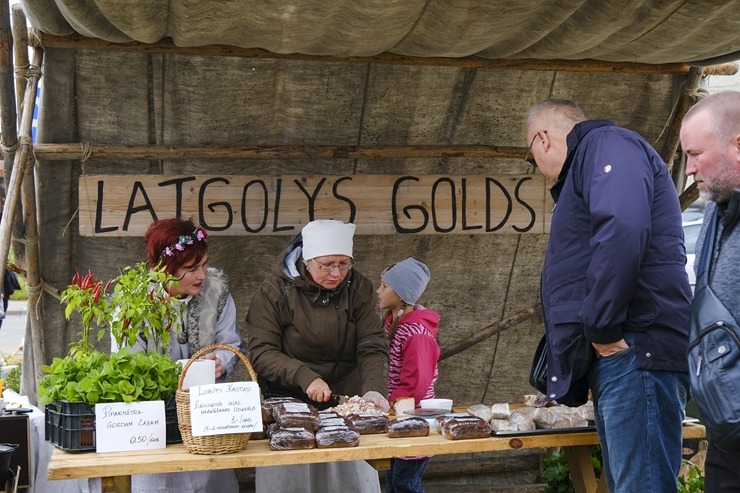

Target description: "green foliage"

left=43, top=261, right=186, bottom=406
left=542, top=451, right=573, bottom=493
left=542, top=446, right=602, bottom=493
left=37, top=348, right=180, bottom=406
left=678, top=461, right=704, bottom=493
left=108, top=262, right=182, bottom=352
left=4, top=365, right=20, bottom=393
left=60, top=262, right=182, bottom=355
left=60, top=269, right=111, bottom=355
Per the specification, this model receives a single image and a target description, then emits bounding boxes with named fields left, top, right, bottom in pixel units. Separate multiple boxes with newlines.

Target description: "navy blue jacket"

left=540, top=120, right=691, bottom=402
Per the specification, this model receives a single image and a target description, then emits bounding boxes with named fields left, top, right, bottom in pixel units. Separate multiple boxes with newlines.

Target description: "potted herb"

left=39, top=262, right=186, bottom=450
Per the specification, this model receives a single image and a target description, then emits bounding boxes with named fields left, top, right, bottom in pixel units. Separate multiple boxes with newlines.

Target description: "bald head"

left=525, top=99, right=588, bottom=183
left=683, top=90, right=740, bottom=145
left=527, top=99, right=587, bottom=133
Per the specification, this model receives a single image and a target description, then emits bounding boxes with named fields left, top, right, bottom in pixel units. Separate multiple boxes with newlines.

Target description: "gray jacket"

left=695, top=191, right=740, bottom=322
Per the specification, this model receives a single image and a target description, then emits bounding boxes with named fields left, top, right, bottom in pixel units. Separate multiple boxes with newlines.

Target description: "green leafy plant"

left=4, top=365, right=20, bottom=393
left=40, top=261, right=185, bottom=406
left=38, top=348, right=180, bottom=406
left=108, top=262, right=182, bottom=352
left=60, top=269, right=112, bottom=355
left=677, top=461, right=704, bottom=493
left=542, top=446, right=602, bottom=493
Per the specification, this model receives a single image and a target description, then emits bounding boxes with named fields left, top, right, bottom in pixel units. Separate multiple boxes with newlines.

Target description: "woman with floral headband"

left=119, top=217, right=244, bottom=493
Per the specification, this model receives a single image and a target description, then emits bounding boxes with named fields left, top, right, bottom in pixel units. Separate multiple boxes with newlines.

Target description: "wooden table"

left=47, top=423, right=706, bottom=493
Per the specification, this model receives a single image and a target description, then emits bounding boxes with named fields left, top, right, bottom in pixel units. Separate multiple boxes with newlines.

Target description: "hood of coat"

left=271, top=232, right=352, bottom=299
left=399, top=306, right=441, bottom=336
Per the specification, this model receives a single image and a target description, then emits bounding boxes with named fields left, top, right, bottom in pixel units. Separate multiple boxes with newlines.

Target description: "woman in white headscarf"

left=246, top=219, right=389, bottom=493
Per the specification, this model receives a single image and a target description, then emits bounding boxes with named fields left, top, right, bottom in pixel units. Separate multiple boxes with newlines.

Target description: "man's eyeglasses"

left=524, top=130, right=546, bottom=167
left=311, top=259, right=354, bottom=273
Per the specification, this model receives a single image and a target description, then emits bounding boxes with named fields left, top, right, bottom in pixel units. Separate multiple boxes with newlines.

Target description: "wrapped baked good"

left=261, top=396, right=302, bottom=424
left=269, top=427, right=316, bottom=451
left=265, top=422, right=280, bottom=438
left=315, top=425, right=361, bottom=448
left=440, top=416, right=491, bottom=440
left=387, top=417, right=430, bottom=438
left=490, top=418, right=519, bottom=432
left=508, top=410, right=536, bottom=431
left=346, top=413, right=389, bottom=435
left=491, top=403, right=511, bottom=420
left=435, top=413, right=472, bottom=431
left=275, top=402, right=321, bottom=432
left=531, top=407, right=559, bottom=428
left=561, top=414, right=589, bottom=428
left=466, top=404, right=493, bottom=423
left=319, top=417, right=348, bottom=428
left=575, top=402, right=595, bottom=421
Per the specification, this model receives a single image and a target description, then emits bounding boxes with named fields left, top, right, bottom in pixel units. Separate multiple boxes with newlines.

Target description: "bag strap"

left=696, top=207, right=718, bottom=279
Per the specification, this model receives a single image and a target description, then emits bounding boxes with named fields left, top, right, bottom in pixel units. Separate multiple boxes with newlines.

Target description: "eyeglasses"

left=310, top=259, right=354, bottom=273
left=524, top=131, right=546, bottom=167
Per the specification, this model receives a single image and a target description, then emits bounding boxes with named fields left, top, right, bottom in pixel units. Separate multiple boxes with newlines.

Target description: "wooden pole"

left=0, top=0, right=17, bottom=216
left=0, top=46, right=44, bottom=382
left=12, top=6, right=28, bottom=128
left=660, top=66, right=704, bottom=193
left=31, top=143, right=529, bottom=161
left=30, top=31, right=699, bottom=75
left=439, top=303, right=541, bottom=361
left=10, top=4, right=30, bottom=268
left=20, top=44, right=47, bottom=387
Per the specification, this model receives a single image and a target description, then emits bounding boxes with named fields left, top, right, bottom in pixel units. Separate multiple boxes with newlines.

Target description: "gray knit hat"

left=381, top=257, right=431, bottom=305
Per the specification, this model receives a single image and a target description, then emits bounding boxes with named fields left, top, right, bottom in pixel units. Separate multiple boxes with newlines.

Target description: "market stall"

left=48, top=423, right=706, bottom=493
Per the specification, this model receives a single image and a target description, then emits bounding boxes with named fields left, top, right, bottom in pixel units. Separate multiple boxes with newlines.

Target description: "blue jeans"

left=588, top=333, right=689, bottom=493
left=386, top=458, right=429, bottom=493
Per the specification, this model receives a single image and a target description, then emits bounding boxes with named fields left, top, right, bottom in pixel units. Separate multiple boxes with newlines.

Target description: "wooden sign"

left=94, top=401, right=167, bottom=453
left=78, top=174, right=553, bottom=236
left=189, top=381, right=262, bottom=436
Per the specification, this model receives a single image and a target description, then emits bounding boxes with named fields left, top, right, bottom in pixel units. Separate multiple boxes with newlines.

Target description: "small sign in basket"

left=176, top=344, right=259, bottom=455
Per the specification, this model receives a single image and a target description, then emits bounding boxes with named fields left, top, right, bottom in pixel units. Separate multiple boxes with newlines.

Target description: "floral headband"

left=160, top=226, right=208, bottom=258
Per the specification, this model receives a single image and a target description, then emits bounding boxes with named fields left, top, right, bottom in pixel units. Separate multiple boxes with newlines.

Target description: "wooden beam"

left=32, top=143, right=528, bottom=161
left=31, top=31, right=697, bottom=75
left=440, top=303, right=542, bottom=361
left=679, top=181, right=700, bottom=211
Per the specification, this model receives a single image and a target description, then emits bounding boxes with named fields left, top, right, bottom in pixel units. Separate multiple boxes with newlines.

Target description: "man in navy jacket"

left=526, top=99, right=691, bottom=493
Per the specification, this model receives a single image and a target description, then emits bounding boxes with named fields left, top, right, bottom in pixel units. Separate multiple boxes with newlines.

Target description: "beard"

left=701, top=153, right=740, bottom=204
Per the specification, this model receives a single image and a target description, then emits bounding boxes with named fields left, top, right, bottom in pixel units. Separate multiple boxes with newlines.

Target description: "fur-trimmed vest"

left=182, top=268, right=230, bottom=356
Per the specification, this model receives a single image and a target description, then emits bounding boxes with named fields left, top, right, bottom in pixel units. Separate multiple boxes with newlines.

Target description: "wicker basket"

left=176, top=343, right=259, bottom=455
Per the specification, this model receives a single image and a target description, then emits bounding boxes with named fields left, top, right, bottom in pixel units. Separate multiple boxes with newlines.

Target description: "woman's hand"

left=201, top=353, right=223, bottom=379
left=306, top=378, right=333, bottom=402
left=362, top=390, right=390, bottom=413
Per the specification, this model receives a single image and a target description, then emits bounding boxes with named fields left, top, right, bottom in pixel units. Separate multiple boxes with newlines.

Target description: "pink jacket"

left=385, top=305, right=441, bottom=404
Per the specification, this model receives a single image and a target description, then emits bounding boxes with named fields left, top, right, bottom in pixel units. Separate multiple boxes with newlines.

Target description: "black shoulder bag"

left=687, top=208, right=740, bottom=452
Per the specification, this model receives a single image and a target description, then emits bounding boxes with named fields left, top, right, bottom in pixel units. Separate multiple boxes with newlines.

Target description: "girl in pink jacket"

left=377, top=257, right=440, bottom=493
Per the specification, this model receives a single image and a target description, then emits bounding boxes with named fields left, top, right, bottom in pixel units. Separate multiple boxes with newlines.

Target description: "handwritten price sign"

left=189, top=381, right=262, bottom=437
left=95, top=401, right=167, bottom=453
